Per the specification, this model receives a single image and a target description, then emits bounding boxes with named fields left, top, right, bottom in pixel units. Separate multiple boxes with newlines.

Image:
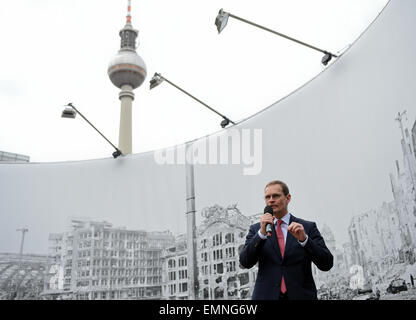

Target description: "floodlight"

left=321, top=52, right=333, bottom=66
left=61, top=107, right=76, bottom=119
left=150, top=73, right=164, bottom=90
left=215, top=9, right=230, bottom=34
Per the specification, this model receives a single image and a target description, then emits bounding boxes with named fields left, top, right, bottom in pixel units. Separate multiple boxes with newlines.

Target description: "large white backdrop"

left=1, top=0, right=415, bottom=299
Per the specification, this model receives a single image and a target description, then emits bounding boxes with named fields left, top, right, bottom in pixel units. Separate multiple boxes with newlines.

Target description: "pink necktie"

left=276, top=219, right=287, bottom=294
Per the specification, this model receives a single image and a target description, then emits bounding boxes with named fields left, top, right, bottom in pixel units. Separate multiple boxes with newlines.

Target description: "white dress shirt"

left=258, top=212, right=308, bottom=246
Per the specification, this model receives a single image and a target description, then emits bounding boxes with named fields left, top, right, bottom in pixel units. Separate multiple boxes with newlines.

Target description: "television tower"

left=108, top=0, right=147, bottom=154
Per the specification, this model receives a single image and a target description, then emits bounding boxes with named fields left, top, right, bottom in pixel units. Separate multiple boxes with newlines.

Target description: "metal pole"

left=229, top=13, right=338, bottom=57
left=16, top=228, right=28, bottom=300
left=68, top=104, right=122, bottom=154
left=161, top=77, right=235, bottom=125
left=18, top=229, right=28, bottom=257
left=185, top=142, right=199, bottom=299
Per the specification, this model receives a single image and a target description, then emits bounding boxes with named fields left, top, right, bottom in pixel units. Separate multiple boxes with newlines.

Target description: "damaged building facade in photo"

left=44, top=219, right=174, bottom=300
left=41, top=206, right=259, bottom=300
left=162, top=205, right=258, bottom=300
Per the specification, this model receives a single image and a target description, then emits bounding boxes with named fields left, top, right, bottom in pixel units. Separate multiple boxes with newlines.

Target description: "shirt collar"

left=273, top=212, right=291, bottom=225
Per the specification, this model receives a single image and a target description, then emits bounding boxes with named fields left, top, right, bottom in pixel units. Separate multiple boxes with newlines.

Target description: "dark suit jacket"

left=239, top=214, right=333, bottom=300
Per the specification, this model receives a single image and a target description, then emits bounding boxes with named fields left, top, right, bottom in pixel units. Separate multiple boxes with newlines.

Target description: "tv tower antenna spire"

left=126, top=0, right=132, bottom=24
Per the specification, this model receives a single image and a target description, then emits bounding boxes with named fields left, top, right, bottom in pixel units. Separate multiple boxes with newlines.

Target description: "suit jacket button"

left=276, top=283, right=280, bottom=287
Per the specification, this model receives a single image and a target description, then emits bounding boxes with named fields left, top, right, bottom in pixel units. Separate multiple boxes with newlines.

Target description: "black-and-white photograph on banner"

left=0, top=0, right=415, bottom=301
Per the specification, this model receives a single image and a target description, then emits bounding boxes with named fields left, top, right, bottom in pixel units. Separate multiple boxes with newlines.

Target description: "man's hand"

left=288, top=222, right=307, bottom=242
left=260, top=213, right=274, bottom=236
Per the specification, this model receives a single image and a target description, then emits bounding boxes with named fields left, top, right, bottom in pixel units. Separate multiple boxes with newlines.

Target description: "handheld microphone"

left=264, top=205, right=274, bottom=237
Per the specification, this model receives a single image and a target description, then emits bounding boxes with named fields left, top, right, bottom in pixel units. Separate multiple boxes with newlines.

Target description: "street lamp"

left=61, top=103, right=123, bottom=159
left=149, top=73, right=235, bottom=128
left=215, top=9, right=338, bottom=66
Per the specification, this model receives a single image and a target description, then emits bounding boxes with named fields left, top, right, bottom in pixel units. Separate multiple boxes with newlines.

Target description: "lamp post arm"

left=229, top=13, right=337, bottom=58
left=161, top=77, right=235, bottom=125
left=69, top=104, right=121, bottom=154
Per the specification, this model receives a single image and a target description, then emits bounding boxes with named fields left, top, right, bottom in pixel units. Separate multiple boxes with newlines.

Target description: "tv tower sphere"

left=108, top=50, right=146, bottom=89
left=107, top=21, right=147, bottom=89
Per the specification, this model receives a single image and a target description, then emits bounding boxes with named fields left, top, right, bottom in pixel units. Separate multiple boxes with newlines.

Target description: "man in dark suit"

left=239, top=180, right=333, bottom=300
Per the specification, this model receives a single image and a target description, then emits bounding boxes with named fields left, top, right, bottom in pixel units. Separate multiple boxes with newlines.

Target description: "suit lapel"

left=284, top=215, right=297, bottom=258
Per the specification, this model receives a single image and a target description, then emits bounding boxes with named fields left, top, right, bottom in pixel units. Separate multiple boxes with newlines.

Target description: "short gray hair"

left=265, top=180, right=289, bottom=196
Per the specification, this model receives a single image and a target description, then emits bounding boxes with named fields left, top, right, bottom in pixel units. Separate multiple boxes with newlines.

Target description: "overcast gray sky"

left=0, top=0, right=389, bottom=162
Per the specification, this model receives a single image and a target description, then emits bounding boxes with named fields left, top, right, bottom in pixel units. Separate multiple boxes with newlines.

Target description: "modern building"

left=0, top=151, right=29, bottom=162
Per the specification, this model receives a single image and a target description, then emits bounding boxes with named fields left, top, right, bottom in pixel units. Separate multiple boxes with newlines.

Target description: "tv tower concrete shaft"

left=119, top=85, right=134, bottom=154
